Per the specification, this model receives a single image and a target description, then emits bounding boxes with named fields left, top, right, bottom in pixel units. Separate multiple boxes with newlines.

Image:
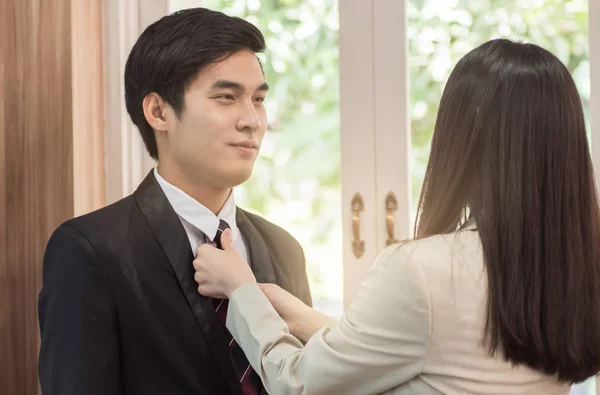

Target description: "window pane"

left=408, top=0, right=590, bottom=220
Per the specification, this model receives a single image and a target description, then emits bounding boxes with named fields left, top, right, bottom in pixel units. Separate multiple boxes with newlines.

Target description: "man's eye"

left=217, top=94, right=235, bottom=101
left=254, top=97, right=265, bottom=103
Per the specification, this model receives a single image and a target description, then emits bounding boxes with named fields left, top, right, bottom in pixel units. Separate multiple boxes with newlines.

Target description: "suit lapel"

left=236, top=209, right=277, bottom=284
left=134, top=171, right=240, bottom=394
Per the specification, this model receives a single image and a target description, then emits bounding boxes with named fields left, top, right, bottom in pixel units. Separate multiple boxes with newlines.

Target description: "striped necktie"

left=212, top=219, right=262, bottom=394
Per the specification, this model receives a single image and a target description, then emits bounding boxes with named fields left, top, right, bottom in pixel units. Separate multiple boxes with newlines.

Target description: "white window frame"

left=339, top=0, right=411, bottom=308
left=102, top=0, right=165, bottom=205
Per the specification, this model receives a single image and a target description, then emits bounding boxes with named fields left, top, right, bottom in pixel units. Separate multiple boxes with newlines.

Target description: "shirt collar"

left=153, top=168, right=239, bottom=241
left=460, top=216, right=477, bottom=231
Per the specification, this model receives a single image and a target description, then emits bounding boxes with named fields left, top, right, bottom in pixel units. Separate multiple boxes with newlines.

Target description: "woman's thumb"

left=221, top=228, right=234, bottom=250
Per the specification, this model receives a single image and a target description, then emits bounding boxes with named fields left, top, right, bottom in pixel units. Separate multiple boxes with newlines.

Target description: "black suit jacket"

left=38, top=172, right=312, bottom=395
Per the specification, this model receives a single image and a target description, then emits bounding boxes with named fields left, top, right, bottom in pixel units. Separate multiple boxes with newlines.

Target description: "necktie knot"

left=214, top=219, right=230, bottom=250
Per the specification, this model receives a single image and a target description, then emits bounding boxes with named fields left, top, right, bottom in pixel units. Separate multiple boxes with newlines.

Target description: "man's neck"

left=156, top=163, right=231, bottom=215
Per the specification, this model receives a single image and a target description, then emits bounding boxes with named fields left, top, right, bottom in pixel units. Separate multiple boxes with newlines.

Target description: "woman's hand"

left=259, top=283, right=331, bottom=343
left=193, top=229, right=256, bottom=298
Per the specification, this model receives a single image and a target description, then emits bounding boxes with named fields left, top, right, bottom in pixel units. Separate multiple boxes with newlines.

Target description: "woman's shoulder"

left=374, top=229, right=483, bottom=281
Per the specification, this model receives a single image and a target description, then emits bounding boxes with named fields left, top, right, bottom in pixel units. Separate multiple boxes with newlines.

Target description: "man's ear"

left=142, top=93, right=171, bottom=132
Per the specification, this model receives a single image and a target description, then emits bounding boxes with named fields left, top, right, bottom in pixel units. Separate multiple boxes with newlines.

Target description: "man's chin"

left=220, top=169, right=254, bottom=188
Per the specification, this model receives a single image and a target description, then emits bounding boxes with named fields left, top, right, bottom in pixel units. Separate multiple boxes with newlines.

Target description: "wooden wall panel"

left=0, top=0, right=104, bottom=393
left=0, top=2, right=7, bottom=389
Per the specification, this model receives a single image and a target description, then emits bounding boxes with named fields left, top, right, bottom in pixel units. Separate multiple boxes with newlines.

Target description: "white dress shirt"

left=153, top=168, right=248, bottom=262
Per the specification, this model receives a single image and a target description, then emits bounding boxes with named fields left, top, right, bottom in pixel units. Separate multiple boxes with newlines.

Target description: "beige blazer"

left=226, top=223, right=571, bottom=395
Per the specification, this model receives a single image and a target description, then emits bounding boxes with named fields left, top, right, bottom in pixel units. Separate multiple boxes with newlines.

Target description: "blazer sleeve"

left=226, top=244, right=432, bottom=395
left=38, top=224, right=122, bottom=395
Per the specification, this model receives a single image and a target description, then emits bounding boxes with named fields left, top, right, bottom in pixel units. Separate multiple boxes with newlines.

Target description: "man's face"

left=164, top=50, right=268, bottom=189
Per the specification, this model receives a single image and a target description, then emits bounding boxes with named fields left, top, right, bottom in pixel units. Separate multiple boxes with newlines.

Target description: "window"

left=408, top=0, right=590, bottom=220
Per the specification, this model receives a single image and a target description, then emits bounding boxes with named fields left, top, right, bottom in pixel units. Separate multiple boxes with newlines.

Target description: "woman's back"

left=379, top=225, right=570, bottom=394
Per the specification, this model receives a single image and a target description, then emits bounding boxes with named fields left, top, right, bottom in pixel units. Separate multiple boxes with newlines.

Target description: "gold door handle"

left=385, top=192, right=399, bottom=246
left=351, top=193, right=365, bottom=258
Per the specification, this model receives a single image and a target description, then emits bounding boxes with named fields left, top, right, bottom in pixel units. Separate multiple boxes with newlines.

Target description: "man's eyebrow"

left=210, top=80, right=243, bottom=91
left=257, top=82, right=270, bottom=91
left=210, top=80, right=270, bottom=92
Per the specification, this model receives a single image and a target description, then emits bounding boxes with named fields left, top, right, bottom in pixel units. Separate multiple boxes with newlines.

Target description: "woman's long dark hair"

left=415, top=39, right=600, bottom=383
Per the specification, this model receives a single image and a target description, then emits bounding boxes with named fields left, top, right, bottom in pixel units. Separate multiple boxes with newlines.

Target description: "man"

left=38, top=8, right=312, bottom=395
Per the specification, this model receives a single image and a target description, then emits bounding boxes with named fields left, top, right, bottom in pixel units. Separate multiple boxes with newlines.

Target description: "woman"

left=192, top=39, right=600, bottom=394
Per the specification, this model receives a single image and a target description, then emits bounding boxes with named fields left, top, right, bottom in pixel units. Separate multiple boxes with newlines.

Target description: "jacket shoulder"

left=240, top=209, right=312, bottom=305
left=240, top=209, right=301, bottom=248
left=47, top=195, right=138, bottom=253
